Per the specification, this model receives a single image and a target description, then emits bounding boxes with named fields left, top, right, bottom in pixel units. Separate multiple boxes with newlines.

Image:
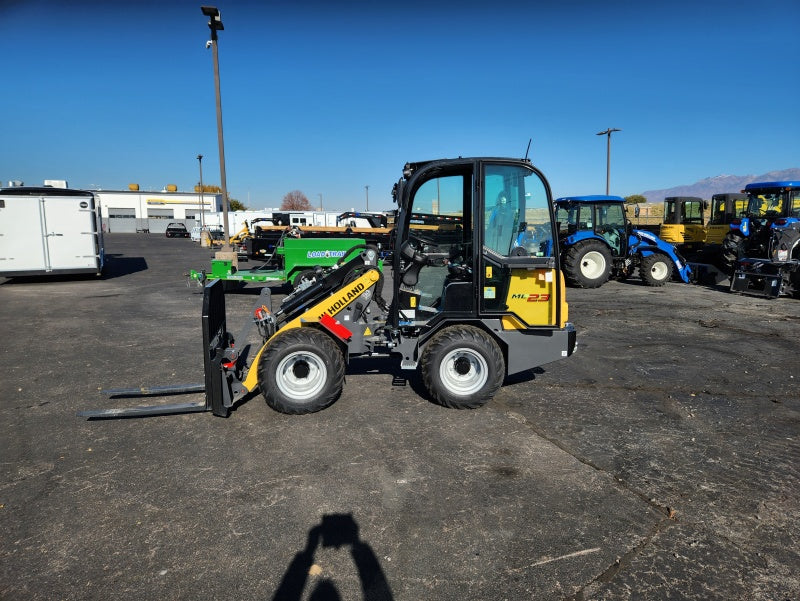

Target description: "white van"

left=191, top=225, right=224, bottom=243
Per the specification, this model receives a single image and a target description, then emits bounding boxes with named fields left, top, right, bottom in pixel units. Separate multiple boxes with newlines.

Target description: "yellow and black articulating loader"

left=79, top=157, right=576, bottom=418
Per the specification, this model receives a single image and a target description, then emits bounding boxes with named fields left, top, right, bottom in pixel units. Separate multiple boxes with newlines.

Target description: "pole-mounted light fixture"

left=201, top=5, right=224, bottom=39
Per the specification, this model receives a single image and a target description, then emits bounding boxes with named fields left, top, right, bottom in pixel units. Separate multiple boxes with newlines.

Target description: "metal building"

left=96, top=184, right=223, bottom=234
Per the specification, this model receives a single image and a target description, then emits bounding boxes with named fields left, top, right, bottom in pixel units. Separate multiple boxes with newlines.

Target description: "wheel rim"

left=275, top=351, right=328, bottom=400
left=439, top=349, right=489, bottom=395
left=649, top=260, right=669, bottom=281
left=580, top=251, right=607, bottom=279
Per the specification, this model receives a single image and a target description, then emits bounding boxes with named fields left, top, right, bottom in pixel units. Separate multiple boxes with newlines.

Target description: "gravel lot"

left=1, top=233, right=798, bottom=600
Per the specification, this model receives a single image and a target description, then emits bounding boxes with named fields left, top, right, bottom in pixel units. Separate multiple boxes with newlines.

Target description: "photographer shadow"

left=271, top=514, right=394, bottom=601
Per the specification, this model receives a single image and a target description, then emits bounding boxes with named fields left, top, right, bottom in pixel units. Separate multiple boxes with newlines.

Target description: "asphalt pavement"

left=1, top=234, right=798, bottom=600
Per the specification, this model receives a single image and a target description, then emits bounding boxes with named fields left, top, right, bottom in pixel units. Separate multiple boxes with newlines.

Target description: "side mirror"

left=634, top=205, right=640, bottom=218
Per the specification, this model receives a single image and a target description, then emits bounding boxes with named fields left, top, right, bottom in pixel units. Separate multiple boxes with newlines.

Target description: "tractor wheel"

left=721, top=231, right=745, bottom=273
left=420, top=325, right=505, bottom=409
left=258, top=328, right=345, bottom=414
left=639, top=253, right=673, bottom=286
left=563, top=240, right=612, bottom=288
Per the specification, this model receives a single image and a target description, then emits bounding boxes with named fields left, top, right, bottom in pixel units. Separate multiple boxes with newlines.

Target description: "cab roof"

left=744, top=181, right=800, bottom=190
left=555, top=195, right=625, bottom=203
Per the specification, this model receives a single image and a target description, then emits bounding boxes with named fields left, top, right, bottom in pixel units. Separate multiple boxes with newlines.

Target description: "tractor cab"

left=554, top=195, right=630, bottom=258
left=721, top=182, right=800, bottom=270
left=740, top=182, right=800, bottom=223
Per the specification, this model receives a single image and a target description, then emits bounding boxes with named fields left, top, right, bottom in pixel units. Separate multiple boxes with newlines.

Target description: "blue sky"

left=3, top=0, right=799, bottom=211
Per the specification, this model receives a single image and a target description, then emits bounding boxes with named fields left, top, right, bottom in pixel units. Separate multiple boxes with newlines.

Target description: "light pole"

left=596, top=127, right=621, bottom=195
left=318, top=193, right=323, bottom=211
left=365, top=185, right=369, bottom=211
left=201, top=5, right=231, bottom=251
left=197, top=154, right=205, bottom=228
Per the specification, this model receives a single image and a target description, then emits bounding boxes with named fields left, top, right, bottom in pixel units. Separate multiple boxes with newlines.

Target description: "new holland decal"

left=320, top=281, right=366, bottom=318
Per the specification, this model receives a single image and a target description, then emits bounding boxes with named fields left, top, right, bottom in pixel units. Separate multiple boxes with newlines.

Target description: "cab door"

left=479, top=162, right=562, bottom=328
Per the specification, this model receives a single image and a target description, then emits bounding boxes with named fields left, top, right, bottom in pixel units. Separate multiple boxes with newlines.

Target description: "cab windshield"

left=745, top=192, right=783, bottom=217
left=664, top=199, right=703, bottom=224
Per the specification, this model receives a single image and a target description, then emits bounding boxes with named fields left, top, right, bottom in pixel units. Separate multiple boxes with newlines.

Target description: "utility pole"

left=365, top=185, right=369, bottom=211
left=596, top=128, right=621, bottom=195
left=201, top=6, right=231, bottom=251
left=197, top=154, right=205, bottom=228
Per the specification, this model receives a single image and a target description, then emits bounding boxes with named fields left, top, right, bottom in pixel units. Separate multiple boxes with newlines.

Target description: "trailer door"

left=41, top=195, right=101, bottom=272
left=0, top=196, right=49, bottom=273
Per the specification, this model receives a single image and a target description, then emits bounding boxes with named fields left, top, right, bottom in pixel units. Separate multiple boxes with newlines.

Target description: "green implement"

left=189, top=237, right=373, bottom=288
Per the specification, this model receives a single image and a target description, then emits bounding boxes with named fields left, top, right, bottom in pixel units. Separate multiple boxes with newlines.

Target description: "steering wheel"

left=399, top=239, right=431, bottom=286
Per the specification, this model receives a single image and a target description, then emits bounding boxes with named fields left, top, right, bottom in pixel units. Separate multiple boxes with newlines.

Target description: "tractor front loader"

left=80, top=157, right=577, bottom=418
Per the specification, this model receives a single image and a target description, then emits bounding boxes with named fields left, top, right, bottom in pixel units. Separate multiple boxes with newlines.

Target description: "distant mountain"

left=640, top=168, right=800, bottom=203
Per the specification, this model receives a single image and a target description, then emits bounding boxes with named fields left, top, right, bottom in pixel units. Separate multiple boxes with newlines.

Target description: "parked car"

left=165, top=223, right=190, bottom=238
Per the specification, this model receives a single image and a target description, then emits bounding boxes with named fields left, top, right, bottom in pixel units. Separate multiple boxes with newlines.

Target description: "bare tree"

left=281, top=190, right=313, bottom=211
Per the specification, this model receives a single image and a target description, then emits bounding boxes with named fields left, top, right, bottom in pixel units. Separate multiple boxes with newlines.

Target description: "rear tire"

left=420, top=325, right=504, bottom=409
left=258, top=328, right=345, bottom=414
left=639, top=253, right=673, bottom=286
left=563, top=240, right=612, bottom=288
left=721, top=231, right=745, bottom=273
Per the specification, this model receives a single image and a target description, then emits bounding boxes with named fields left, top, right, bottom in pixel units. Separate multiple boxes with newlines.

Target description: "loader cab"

left=660, top=196, right=707, bottom=250
left=392, top=158, right=564, bottom=331
left=706, top=193, right=746, bottom=245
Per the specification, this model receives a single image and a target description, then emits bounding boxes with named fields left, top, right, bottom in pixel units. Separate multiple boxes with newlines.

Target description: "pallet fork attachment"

left=78, top=280, right=248, bottom=419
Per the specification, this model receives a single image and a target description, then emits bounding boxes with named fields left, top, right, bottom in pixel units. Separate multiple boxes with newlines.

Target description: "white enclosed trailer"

left=0, top=187, right=105, bottom=277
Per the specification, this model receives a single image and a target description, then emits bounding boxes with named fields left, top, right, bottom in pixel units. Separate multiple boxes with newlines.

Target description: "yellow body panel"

left=241, top=270, right=380, bottom=393
left=502, top=269, right=566, bottom=328
left=705, top=225, right=729, bottom=245
left=660, top=224, right=706, bottom=245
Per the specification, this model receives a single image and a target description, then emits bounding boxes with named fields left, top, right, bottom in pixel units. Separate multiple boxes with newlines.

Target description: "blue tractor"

left=554, top=195, right=691, bottom=288
left=721, top=181, right=800, bottom=272
left=724, top=181, right=800, bottom=298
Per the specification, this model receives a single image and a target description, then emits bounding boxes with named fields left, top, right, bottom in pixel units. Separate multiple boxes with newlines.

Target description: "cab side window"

left=483, top=165, right=553, bottom=258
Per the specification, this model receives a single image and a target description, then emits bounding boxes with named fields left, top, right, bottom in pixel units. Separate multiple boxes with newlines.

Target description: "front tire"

left=420, top=325, right=504, bottom=409
left=563, top=240, right=612, bottom=288
left=639, top=253, right=673, bottom=286
left=258, top=328, right=345, bottom=414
